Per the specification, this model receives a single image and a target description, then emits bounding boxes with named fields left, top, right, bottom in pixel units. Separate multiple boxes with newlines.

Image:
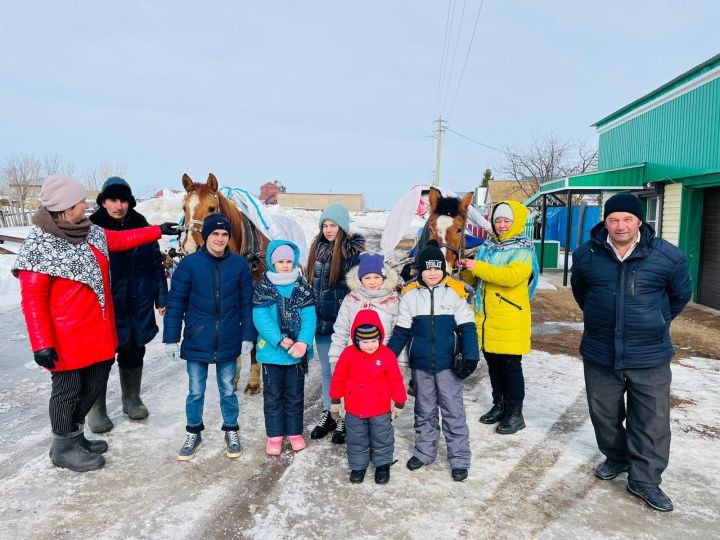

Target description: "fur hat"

left=40, top=174, right=87, bottom=212
left=493, top=202, right=514, bottom=222
left=417, top=240, right=446, bottom=276
left=201, top=214, right=232, bottom=241
left=319, top=203, right=350, bottom=234
left=357, top=252, right=385, bottom=280
left=97, top=176, right=136, bottom=208
left=604, top=193, right=644, bottom=221
left=270, top=244, right=295, bottom=265
left=353, top=323, right=381, bottom=348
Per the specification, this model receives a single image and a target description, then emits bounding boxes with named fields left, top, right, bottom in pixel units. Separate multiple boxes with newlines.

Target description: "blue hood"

left=266, top=239, right=301, bottom=270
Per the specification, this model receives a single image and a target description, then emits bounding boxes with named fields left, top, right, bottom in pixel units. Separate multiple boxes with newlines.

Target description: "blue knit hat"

left=97, top=176, right=136, bottom=208
left=357, top=252, right=385, bottom=280
left=319, top=203, right=350, bottom=234
left=201, top=214, right=232, bottom=241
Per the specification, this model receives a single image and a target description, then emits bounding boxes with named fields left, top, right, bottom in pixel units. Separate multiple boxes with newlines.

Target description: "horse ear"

left=182, top=173, right=194, bottom=192
left=429, top=187, right=441, bottom=213
left=459, top=192, right=473, bottom=217
left=207, top=173, right=218, bottom=192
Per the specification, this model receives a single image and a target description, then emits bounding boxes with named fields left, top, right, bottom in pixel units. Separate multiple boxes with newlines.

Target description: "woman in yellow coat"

left=460, top=200, right=539, bottom=434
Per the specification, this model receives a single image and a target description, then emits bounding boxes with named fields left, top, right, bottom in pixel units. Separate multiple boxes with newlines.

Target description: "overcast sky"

left=1, top=1, right=717, bottom=208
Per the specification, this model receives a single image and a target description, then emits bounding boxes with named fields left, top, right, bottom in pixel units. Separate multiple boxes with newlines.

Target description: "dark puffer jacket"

left=310, top=233, right=365, bottom=335
left=163, top=246, right=256, bottom=363
left=89, top=207, right=168, bottom=348
left=571, top=222, right=691, bottom=370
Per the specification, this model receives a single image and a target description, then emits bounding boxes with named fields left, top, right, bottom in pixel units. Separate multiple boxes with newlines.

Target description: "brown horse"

left=180, top=172, right=267, bottom=394
left=425, top=187, right=474, bottom=271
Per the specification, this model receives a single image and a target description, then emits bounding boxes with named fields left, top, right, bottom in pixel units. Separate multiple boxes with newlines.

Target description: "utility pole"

left=432, top=117, right=445, bottom=187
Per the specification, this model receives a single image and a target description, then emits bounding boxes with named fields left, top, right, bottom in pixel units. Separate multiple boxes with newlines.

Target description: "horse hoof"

left=244, top=384, right=261, bottom=395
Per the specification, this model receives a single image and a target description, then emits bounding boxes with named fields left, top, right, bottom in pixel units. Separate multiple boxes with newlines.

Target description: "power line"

left=447, top=0, right=485, bottom=123
left=445, top=125, right=503, bottom=153
left=433, top=1, right=455, bottom=118
left=440, top=0, right=468, bottom=115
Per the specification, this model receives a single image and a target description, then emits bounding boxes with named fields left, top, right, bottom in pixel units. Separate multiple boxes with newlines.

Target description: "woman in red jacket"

left=12, top=174, right=177, bottom=472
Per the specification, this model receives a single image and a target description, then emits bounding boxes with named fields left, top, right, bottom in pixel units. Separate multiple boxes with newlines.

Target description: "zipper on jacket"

left=481, top=284, right=487, bottom=350
left=430, top=287, right=436, bottom=373
left=630, top=270, right=636, bottom=296
left=495, top=292, right=522, bottom=310
left=213, top=259, right=221, bottom=362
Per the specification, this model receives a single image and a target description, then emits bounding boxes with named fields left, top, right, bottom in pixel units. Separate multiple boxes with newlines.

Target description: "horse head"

left=181, top=173, right=236, bottom=254
left=427, top=187, right=473, bottom=270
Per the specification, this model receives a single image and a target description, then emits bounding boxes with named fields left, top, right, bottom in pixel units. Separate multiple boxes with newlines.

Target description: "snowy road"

left=1, top=306, right=719, bottom=540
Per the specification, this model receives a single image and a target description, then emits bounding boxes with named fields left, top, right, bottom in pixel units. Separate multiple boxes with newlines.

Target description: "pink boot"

left=288, top=435, right=307, bottom=452
left=266, top=436, right=283, bottom=456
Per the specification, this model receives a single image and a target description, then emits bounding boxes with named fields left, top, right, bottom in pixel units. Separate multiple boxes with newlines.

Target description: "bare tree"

left=84, top=161, right=128, bottom=192
left=41, top=154, right=76, bottom=178
left=498, top=135, right=598, bottom=199
left=1, top=153, right=42, bottom=212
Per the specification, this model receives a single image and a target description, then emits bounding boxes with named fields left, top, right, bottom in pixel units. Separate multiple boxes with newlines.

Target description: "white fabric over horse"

left=220, top=186, right=309, bottom=266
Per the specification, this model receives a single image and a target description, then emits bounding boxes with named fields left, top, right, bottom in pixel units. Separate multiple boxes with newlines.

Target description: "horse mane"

left=215, top=189, right=247, bottom=253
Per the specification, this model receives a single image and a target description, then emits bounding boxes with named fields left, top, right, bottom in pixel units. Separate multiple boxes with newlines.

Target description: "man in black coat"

left=571, top=192, right=691, bottom=512
left=87, top=177, right=168, bottom=432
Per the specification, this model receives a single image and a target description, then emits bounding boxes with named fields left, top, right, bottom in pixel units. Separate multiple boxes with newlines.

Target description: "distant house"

left=276, top=192, right=364, bottom=211
left=477, top=180, right=536, bottom=209
left=259, top=180, right=286, bottom=205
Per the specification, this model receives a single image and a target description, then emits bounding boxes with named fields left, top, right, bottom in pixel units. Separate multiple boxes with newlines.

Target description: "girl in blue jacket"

left=253, top=240, right=317, bottom=455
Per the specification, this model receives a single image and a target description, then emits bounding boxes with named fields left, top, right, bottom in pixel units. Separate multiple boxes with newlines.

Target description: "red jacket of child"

left=329, top=309, right=407, bottom=418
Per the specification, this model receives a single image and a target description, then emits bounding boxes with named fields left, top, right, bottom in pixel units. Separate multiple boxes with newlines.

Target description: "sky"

left=0, top=1, right=718, bottom=208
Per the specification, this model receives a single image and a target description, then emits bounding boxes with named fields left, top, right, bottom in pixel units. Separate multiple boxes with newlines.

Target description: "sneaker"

left=331, top=418, right=346, bottom=444
left=266, top=436, right=283, bottom=456
left=406, top=456, right=426, bottom=471
left=225, top=430, right=242, bottom=459
left=594, top=459, right=630, bottom=480
left=350, top=469, right=366, bottom=484
left=310, top=410, right=337, bottom=440
left=177, top=432, right=202, bottom=461
left=626, top=481, right=673, bottom=512
left=287, top=435, right=307, bottom=452
left=375, top=464, right=390, bottom=484
left=452, top=468, right=469, bottom=482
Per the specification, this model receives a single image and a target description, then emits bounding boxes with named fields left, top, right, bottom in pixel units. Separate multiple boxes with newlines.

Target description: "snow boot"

left=266, top=436, right=283, bottom=456
left=375, top=464, right=390, bottom=484
left=349, top=469, right=366, bottom=484
left=452, top=468, right=469, bottom=482
left=479, top=399, right=505, bottom=424
left=119, top=367, right=149, bottom=420
left=310, top=410, right=336, bottom=440
left=288, top=435, right=307, bottom=452
left=331, top=418, right=346, bottom=444
left=87, top=384, right=114, bottom=433
left=496, top=401, right=526, bottom=434
left=406, top=456, right=426, bottom=471
left=51, top=434, right=105, bottom=472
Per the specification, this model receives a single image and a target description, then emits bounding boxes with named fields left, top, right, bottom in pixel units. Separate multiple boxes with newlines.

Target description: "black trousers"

left=483, top=351, right=525, bottom=403
left=583, top=360, right=672, bottom=487
left=262, top=363, right=305, bottom=437
left=116, top=343, right=146, bottom=370
left=49, top=360, right=113, bottom=436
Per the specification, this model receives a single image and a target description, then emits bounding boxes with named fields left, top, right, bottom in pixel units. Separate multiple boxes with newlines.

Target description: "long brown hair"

left=305, top=228, right=347, bottom=287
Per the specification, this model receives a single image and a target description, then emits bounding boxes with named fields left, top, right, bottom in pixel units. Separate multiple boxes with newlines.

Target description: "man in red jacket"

left=329, top=309, right=407, bottom=485
left=12, top=174, right=178, bottom=472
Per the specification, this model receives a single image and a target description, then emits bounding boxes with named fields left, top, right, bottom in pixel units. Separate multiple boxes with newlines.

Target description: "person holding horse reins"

left=460, top=200, right=540, bottom=435
left=305, top=203, right=365, bottom=442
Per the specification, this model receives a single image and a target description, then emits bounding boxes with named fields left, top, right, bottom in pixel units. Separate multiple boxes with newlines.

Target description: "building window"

left=645, top=196, right=661, bottom=234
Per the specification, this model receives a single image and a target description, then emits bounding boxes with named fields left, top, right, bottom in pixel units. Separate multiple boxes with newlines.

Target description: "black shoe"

left=479, top=400, right=505, bottom=424
left=452, top=468, right=468, bottom=482
left=331, top=418, right=346, bottom=444
left=626, top=481, right=673, bottom=512
left=594, top=459, right=630, bottom=480
left=496, top=401, right=526, bottom=434
left=310, top=410, right=337, bottom=440
left=51, top=434, right=105, bottom=472
left=349, top=469, right=366, bottom=484
left=406, top=456, right=426, bottom=471
left=375, top=464, right=390, bottom=484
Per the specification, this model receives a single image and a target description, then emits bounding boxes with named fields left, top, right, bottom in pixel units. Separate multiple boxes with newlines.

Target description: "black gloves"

left=159, top=222, right=180, bottom=235
left=34, top=347, right=58, bottom=369
left=453, top=357, right=478, bottom=380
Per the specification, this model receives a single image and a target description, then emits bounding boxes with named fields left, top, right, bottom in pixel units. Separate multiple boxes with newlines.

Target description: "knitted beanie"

left=604, top=192, right=644, bottom=221
left=493, top=202, right=514, bottom=222
left=353, top=323, right=381, bottom=348
left=357, top=252, right=386, bottom=280
left=40, top=174, right=87, bottom=212
left=417, top=240, right=447, bottom=275
left=201, top=213, right=232, bottom=241
left=270, top=244, right=295, bottom=265
left=318, top=203, right=350, bottom=234
left=97, top=176, right=136, bottom=208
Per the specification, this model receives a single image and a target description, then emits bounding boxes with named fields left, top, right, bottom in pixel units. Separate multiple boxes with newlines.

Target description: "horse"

left=419, top=187, right=474, bottom=273
left=179, top=172, right=268, bottom=394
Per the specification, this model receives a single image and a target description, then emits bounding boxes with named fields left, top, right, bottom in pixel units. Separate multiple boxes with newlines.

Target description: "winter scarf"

left=89, top=207, right=149, bottom=231
left=314, top=233, right=365, bottom=268
left=32, top=206, right=92, bottom=245
left=252, top=272, right=315, bottom=340
left=12, top=219, right=110, bottom=308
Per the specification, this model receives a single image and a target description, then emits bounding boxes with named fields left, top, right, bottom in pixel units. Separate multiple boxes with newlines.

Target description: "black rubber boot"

left=87, top=384, right=114, bottom=433
left=479, top=399, right=505, bottom=424
left=119, top=367, right=149, bottom=420
left=496, top=401, right=526, bottom=434
left=375, top=465, right=390, bottom=484
left=50, top=434, right=105, bottom=472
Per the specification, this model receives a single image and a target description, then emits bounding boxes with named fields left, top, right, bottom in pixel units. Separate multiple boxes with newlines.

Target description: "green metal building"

left=530, top=53, right=720, bottom=310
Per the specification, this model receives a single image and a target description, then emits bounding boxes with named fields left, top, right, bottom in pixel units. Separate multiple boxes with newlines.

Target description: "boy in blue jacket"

left=253, top=240, right=316, bottom=455
left=163, top=214, right=256, bottom=461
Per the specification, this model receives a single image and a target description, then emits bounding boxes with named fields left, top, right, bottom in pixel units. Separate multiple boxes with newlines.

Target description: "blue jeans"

left=185, top=360, right=239, bottom=433
left=315, top=334, right=332, bottom=410
left=262, top=363, right=306, bottom=437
